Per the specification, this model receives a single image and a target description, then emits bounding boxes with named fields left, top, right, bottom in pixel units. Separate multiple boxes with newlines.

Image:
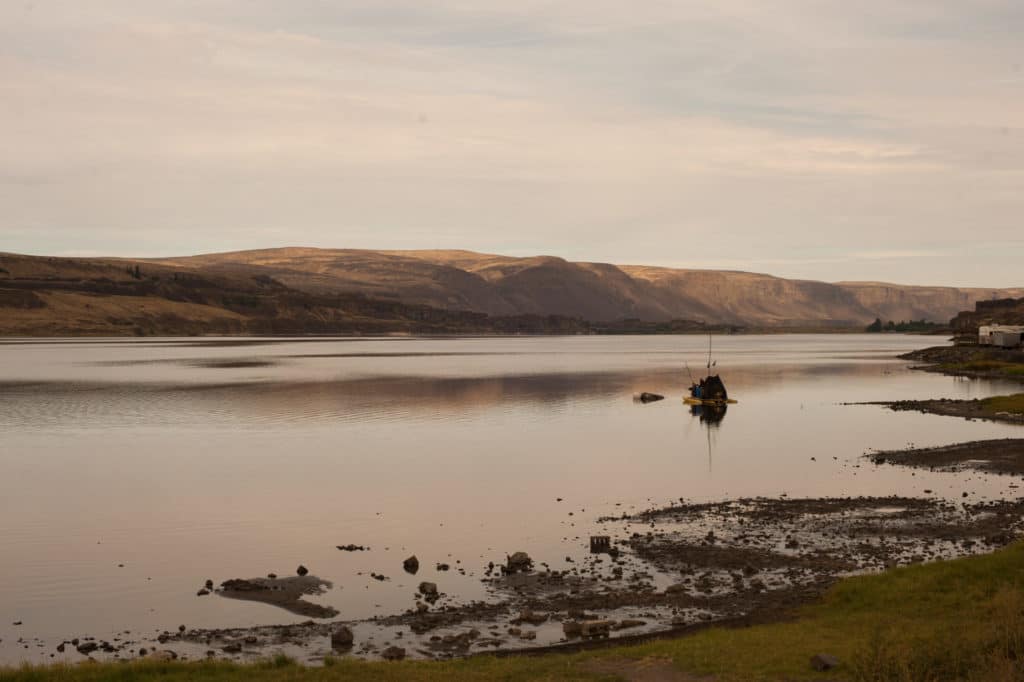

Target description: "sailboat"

left=683, top=334, right=737, bottom=406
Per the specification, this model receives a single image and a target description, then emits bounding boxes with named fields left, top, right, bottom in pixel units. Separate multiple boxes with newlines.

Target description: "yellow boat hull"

left=683, top=397, right=737, bottom=405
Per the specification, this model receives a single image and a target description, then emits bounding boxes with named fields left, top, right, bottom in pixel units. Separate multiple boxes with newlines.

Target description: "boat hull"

left=683, top=397, right=737, bottom=405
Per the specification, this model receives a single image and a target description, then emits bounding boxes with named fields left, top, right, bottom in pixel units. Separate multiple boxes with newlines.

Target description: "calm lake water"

left=1, top=334, right=1022, bottom=664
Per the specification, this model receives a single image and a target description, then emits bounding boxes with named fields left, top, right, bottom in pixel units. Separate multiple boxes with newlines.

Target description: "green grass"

left=8, top=543, right=1024, bottom=681
left=983, top=394, right=1024, bottom=414
left=939, top=360, right=1024, bottom=378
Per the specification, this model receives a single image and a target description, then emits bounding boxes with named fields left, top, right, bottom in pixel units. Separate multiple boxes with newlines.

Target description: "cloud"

left=1, top=1, right=1022, bottom=286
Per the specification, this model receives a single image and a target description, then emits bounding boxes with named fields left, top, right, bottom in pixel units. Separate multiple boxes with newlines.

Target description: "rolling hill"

left=150, top=248, right=1023, bottom=328
left=1, top=247, right=1020, bottom=335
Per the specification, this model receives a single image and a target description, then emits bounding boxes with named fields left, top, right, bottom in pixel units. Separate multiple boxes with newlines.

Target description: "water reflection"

left=689, top=402, right=728, bottom=427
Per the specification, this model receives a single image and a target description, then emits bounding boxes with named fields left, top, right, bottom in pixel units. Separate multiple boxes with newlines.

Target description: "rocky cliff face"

left=951, top=298, right=1024, bottom=334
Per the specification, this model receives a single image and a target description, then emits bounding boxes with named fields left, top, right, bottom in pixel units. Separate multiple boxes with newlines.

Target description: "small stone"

left=296, top=565, right=309, bottom=576
left=204, top=579, right=214, bottom=590
left=810, top=653, right=840, bottom=671
left=418, top=582, right=438, bottom=597
left=196, top=589, right=210, bottom=596
left=148, top=650, right=178, bottom=661
left=221, top=643, right=242, bottom=654
left=403, top=556, right=420, bottom=574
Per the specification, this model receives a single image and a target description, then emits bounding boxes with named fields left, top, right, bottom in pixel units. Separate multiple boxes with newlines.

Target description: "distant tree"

left=866, top=317, right=883, bottom=332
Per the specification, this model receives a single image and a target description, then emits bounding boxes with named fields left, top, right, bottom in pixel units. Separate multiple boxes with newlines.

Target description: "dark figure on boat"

left=689, top=375, right=728, bottom=401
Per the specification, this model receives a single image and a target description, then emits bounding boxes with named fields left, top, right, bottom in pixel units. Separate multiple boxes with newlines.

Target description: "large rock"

left=506, top=551, right=533, bottom=573
left=381, top=646, right=406, bottom=661
left=403, top=556, right=420, bottom=574
left=330, top=625, right=354, bottom=649
left=75, top=642, right=99, bottom=655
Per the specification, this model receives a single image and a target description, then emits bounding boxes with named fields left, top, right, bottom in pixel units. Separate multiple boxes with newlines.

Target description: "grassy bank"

left=983, top=394, right=1024, bottom=416
left=939, top=360, right=1024, bottom=379
left=7, top=542, right=1024, bottom=681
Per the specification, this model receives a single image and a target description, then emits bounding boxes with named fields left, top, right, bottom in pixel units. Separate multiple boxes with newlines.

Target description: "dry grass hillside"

left=0, top=252, right=588, bottom=336
left=150, top=248, right=1024, bottom=328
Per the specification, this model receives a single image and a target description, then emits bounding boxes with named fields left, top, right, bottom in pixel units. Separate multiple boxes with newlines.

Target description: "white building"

left=979, top=325, right=1024, bottom=348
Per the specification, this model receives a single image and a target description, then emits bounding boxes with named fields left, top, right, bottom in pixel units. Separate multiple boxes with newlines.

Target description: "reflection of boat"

left=689, top=401, right=728, bottom=426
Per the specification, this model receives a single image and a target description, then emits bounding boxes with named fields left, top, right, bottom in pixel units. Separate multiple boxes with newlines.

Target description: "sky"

left=1, top=1, right=1023, bottom=286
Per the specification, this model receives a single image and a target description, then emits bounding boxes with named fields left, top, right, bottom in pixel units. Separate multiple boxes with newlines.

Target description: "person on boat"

left=690, top=375, right=727, bottom=401
left=690, top=378, right=705, bottom=399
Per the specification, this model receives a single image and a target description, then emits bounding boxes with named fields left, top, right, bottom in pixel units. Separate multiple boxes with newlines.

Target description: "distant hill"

left=1, top=247, right=1020, bottom=336
left=150, top=248, right=1023, bottom=328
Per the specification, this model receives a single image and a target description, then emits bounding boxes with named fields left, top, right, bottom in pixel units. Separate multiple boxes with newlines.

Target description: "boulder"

left=381, top=646, right=406, bottom=661
left=403, top=556, right=420, bottom=574
left=296, top=565, right=309, bottom=577
left=330, top=626, right=354, bottom=649
left=506, top=551, right=533, bottom=573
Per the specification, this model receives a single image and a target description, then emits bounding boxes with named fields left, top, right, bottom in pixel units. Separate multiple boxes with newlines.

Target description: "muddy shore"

left=37, top=494, right=1024, bottom=666
left=884, top=397, right=1024, bottom=425
left=869, top=439, right=1024, bottom=476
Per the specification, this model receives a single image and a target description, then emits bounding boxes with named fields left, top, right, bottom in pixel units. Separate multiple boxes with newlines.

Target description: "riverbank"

left=900, top=345, right=1024, bottom=380
left=7, top=540, right=1024, bottom=681
left=883, top=395, right=1024, bottom=425
left=869, top=439, right=1024, bottom=475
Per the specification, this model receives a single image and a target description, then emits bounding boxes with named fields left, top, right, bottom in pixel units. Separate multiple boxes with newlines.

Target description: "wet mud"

left=870, top=439, right=1024, bottom=476
left=45, top=495, right=1024, bottom=665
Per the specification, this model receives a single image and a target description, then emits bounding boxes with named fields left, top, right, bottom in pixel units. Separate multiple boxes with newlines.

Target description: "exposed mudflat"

left=870, top=439, right=1024, bottom=476
left=64, top=495, right=1022, bottom=665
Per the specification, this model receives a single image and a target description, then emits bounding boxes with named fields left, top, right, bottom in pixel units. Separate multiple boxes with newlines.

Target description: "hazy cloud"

left=1, top=1, right=1022, bottom=285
